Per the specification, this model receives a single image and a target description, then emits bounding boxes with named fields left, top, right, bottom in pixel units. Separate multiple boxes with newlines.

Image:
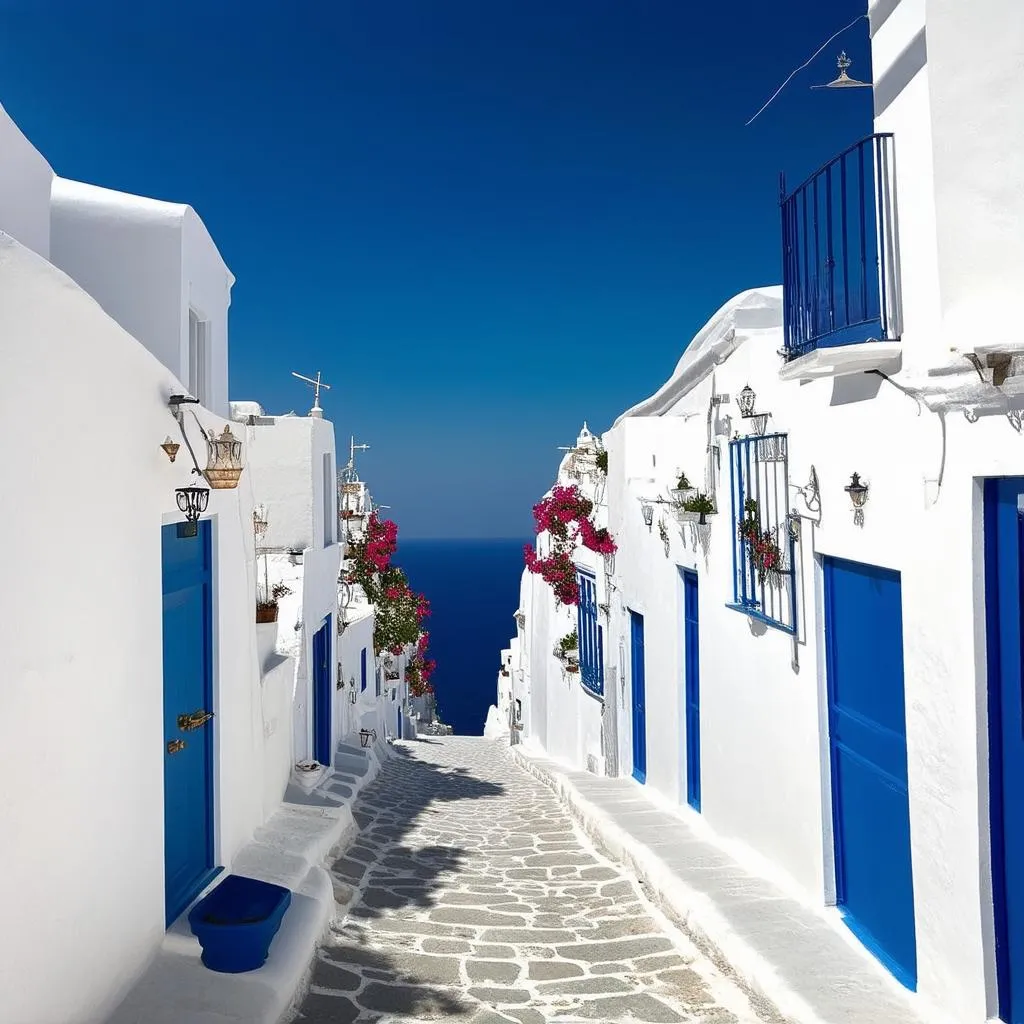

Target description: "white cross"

left=349, top=436, right=370, bottom=464
left=292, top=370, right=331, bottom=412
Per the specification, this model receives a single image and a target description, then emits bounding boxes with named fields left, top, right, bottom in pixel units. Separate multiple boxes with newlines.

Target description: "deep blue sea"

left=396, top=539, right=529, bottom=736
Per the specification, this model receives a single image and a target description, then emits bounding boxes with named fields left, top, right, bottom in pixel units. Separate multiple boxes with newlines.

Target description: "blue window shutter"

left=360, top=647, right=367, bottom=691
left=575, top=569, right=603, bottom=697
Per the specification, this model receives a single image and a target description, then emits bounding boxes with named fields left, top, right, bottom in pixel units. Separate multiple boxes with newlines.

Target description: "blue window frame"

left=780, top=133, right=901, bottom=361
left=727, top=433, right=797, bottom=634
left=360, top=647, right=367, bottom=691
left=576, top=569, right=604, bottom=697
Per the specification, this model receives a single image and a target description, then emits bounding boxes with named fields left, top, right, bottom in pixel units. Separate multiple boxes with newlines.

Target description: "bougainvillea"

left=524, top=483, right=617, bottom=606
left=346, top=513, right=435, bottom=669
left=406, top=633, right=437, bottom=698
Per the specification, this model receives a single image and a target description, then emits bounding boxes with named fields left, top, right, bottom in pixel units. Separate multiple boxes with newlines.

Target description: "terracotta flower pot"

left=255, top=602, right=279, bottom=624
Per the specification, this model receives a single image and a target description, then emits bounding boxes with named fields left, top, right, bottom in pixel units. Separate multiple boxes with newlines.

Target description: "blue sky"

left=1, top=0, right=872, bottom=538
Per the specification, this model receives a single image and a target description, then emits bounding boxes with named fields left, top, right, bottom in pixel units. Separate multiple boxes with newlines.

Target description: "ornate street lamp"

left=175, top=486, right=210, bottom=538
left=737, top=384, right=757, bottom=418
left=844, top=472, right=869, bottom=527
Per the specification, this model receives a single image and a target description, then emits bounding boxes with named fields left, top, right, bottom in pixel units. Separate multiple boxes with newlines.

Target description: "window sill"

left=725, top=601, right=795, bottom=635
left=779, top=340, right=901, bottom=382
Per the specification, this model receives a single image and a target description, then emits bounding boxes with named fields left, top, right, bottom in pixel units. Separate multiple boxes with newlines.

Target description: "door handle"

left=177, top=709, right=215, bottom=732
left=167, top=739, right=186, bottom=755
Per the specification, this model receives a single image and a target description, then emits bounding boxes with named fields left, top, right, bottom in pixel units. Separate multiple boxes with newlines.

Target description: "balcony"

left=779, top=133, right=902, bottom=379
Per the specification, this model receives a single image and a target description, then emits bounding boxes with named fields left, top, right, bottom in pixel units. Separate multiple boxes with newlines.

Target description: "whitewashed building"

left=231, top=396, right=342, bottom=780
left=50, top=176, right=234, bottom=418
left=501, top=3, right=1024, bottom=1023
left=0, top=101, right=274, bottom=1022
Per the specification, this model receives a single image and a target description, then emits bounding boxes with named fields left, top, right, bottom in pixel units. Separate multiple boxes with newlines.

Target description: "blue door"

left=312, top=617, right=332, bottom=765
left=162, top=521, right=216, bottom=926
left=985, top=478, right=1024, bottom=1023
left=630, top=610, right=647, bottom=784
left=682, top=570, right=701, bottom=811
left=823, top=556, right=916, bottom=988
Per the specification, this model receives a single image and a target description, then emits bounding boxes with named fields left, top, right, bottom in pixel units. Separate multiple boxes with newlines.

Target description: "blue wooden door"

left=986, top=478, right=1024, bottom=1023
left=683, top=570, right=701, bottom=811
left=162, top=521, right=216, bottom=926
left=823, top=556, right=916, bottom=988
left=630, top=610, right=647, bottom=783
left=312, top=617, right=332, bottom=765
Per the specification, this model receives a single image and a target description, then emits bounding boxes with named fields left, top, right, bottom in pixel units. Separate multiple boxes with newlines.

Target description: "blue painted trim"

left=984, top=478, right=1012, bottom=1022
left=575, top=567, right=604, bottom=698
left=312, top=616, right=332, bottom=766
left=360, top=647, right=367, bottom=691
left=724, top=603, right=797, bottom=635
left=683, top=569, right=701, bottom=813
left=839, top=908, right=918, bottom=993
left=823, top=554, right=917, bottom=990
left=161, top=520, right=216, bottom=928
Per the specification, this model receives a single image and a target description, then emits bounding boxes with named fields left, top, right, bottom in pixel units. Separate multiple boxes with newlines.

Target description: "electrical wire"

left=745, top=14, right=868, bottom=126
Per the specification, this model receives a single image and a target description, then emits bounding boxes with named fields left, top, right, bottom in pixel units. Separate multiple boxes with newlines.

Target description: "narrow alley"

left=290, top=737, right=784, bottom=1024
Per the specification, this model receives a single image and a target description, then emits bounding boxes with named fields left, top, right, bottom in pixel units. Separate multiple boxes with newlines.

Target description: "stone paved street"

left=290, top=736, right=785, bottom=1024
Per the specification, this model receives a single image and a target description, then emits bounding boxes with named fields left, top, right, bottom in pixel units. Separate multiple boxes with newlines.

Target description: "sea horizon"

left=395, top=537, right=530, bottom=737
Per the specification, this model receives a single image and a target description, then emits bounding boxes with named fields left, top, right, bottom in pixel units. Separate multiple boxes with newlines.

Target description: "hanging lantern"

left=603, top=551, right=616, bottom=576
left=204, top=425, right=244, bottom=489
left=160, top=436, right=180, bottom=462
left=845, top=472, right=869, bottom=526
left=640, top=501, right=654, bottom=530
left=737, top=384, right=757, bottom=418
left=253, top=501, right=270, bottom=536
left=176, top=486, right=210, bottom=538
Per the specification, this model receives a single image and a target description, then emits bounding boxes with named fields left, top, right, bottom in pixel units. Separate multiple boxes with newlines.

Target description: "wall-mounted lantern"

left=844, top=472, right=869, bottom=527
left=204, top=425, right=244, bottom=489
left=603, top=551, right=616, bottom=576
left=161, top=436, right=180, bottom=462
left=737, top=384, right=757, bottom=418
left=175, top=486, right=210, bottom=538
left=640, top=500, right=654, bottom=530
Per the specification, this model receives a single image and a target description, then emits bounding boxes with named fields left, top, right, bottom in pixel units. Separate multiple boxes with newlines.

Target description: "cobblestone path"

left=291, top=736, right=782, bottom=1024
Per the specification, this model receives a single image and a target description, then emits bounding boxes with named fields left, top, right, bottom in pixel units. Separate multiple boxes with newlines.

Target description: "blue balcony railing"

left=780, top=133, right=902, bottom=361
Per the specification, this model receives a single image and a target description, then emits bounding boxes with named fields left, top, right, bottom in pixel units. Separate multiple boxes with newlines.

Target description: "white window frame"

left=188, top=308, right=210, bottom=406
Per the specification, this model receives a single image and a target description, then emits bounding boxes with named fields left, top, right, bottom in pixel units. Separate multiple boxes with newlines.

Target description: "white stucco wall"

left=49, top=178, right=233, bottom=417
left=0, top=235, right=263, bottom=1023
left=242, top=414, right=341, bottom=761
left=508, top=267, right=1024, bottom=1022
left=0, top=101, right=52, bottom=258
left=925, top=0, right=1024, bottom=352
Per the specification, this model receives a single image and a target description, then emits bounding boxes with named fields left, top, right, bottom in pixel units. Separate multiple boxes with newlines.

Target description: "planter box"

left=189, top=874, right=291, bottom=973
left=255, top=621, right=278, bottom=669
left=670, top=487, right=697, bottom=505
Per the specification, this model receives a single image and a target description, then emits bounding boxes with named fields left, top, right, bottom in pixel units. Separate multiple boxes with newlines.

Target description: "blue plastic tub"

left=188, top=874, right=292, bottom=973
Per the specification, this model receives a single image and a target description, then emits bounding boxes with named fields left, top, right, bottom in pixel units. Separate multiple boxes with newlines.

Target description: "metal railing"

left=780, top=133, right=902, bottom=361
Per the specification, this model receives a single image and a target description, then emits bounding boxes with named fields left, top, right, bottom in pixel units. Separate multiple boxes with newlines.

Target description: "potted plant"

left=681, top=492, right=716, bottom=525
left=256, top=582, right=291, bottom=624
left=595, top=449, right=608, bottom=474
left=670, top=472, right=697, bottom=506
left=739, top=498, right=786, bottom=588
left=189, top=873, right=291, bottom=973
left=557, top=629, right=579, bottom=661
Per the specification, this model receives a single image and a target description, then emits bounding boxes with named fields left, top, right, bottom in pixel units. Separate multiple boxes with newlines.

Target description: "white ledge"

left=779, top=341, right=902, bottom=382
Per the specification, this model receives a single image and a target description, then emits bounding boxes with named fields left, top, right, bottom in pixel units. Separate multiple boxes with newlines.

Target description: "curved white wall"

left=0, top=235, right=262, bottom=1023
left=0, top=102, right=52, bottom=258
